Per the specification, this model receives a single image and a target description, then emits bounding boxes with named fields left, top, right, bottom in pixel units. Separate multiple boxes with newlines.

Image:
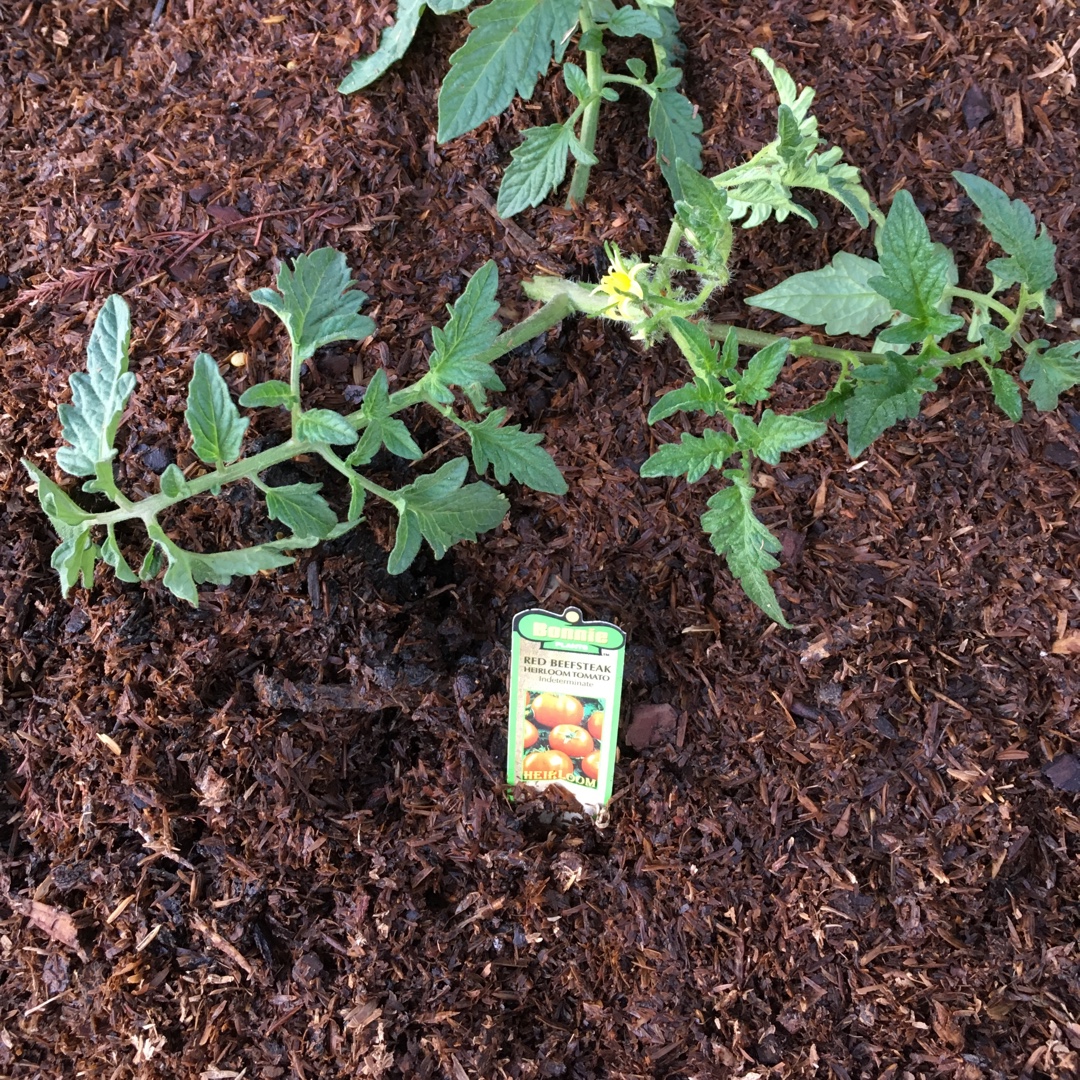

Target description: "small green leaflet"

left=1020, top=339, right=1080, bottom=411
left=338, top=0, right=473, bottom=94
left=701, top=474, right=789, bottom=627
left=640, top=1, right=687, bottom=67
left=734, top=339, right=790, bottom=405
left=388, top=457, right=509, bottom=573
left=869, top=191, right=964, bottom=344
left=952, top=172, right=1056, bottom=294
left=985, top=366, right=1023, bottom=422
left=423, top=260, right=505, bottom=407
left=597, top=6, right=663, bottom=39
left=748, top=252, right=894, bottom=336
left=648, top=89, right=703, bottom=202
left=669, top=316, right=725, bottom=381
left=185, top=353, right=249, bottom=466
left=22, top=461, right=94, bottom=540
left=238, top=380, right=296, bottom=409
left=750, top=48, right=814, bottom=125
left=263, top=482, right=339, bottom=538
left=731, top=410, right=826, bottom=465
left=55, top=294, right=136, bottom=493
left=845, top=352, right=940, bottom=458
left=159, top=463, right=191, bottom=499
left=51, top=528, right=99, bottom=597
left=437, top=0, right=579, bottom=143
left=465, top=407, right=567, bottom=493
left=674, top=161, right=732, bottom=282
left=294, top=408, right=359, bottom=446
left=146, top=522, right=319, bottom=607
left=640, top=430, right=737, bottom=482
left=497, top=123, right=574, bottom=218
left=251, top=248, right=376, bottom=363
left=349, top=368, right=423, bottom=465
left=647, top=379, right=727, bottom=423
left=101, top=527, right=139, bottom=583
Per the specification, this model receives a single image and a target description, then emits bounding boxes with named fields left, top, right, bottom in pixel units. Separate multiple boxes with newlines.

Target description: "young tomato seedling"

left=25, top=248, right=574, bottom=607
left=339, top=0, right=702, bottom=215
left=524, top=52, right=1079, bottom=626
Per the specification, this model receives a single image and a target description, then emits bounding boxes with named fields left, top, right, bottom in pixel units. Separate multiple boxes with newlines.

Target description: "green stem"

left=949, top=287, right=1016, bottom=323
left=566, top=2, right=604, bottom=208
left=700, top=320, right=873, bottom=367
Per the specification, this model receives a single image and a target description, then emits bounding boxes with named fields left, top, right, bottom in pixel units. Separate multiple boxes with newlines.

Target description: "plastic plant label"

left=508, top=606, right=626, bottom=814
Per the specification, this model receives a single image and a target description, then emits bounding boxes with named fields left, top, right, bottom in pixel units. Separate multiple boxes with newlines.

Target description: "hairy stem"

left=566, top=2, right=604, bottom=208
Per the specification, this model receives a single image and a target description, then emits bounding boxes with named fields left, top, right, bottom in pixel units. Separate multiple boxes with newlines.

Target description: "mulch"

left=2, top=0, right=1079, bottom=1077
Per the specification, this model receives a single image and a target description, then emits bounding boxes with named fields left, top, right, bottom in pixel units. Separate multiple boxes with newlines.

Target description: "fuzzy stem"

left=566, top=2, right=604, bottom=208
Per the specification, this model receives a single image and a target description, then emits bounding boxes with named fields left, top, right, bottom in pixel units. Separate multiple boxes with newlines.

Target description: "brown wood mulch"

left=2, top=0, right=1079, bottom=1077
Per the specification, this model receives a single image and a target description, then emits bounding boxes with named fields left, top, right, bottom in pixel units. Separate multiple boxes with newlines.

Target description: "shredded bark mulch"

left=2, top=1, right=1079, bottom=1077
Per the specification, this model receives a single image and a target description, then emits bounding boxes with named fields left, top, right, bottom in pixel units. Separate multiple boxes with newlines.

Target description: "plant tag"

left=507, top=606, right=626, bottom=814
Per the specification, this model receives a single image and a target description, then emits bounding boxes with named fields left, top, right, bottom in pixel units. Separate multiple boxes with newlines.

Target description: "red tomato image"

left=523, top=750, right=574, bottom=780
left=581, top=750, right=602, bottom=780
left=522, top=719, right=539, bottom=749
left=587, top=710, right=605, bottom=742
left=548, top=724, right=593, bottom=759
left=530, top=693, right=584, bottom=729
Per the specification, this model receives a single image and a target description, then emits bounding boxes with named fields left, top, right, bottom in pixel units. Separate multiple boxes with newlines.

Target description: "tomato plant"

left=587, top=710, right=605, bottom=742
left=548, top=724, right=593, bottom=759
left=530, top=693, right=584, bottom=729
left=523, top=749, right=575, bottom=780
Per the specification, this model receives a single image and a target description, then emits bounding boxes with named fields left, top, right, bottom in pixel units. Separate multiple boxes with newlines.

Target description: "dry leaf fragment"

left=1051, top=632, right=1080, bottom=655
left=624, top=703, right=678, bottom=749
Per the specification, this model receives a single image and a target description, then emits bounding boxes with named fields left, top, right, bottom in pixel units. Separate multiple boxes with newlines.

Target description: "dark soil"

left=2, top=1, right=1080, bottom=1077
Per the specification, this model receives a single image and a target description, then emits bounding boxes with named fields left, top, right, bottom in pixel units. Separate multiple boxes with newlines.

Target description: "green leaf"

left=436, top=0, right=579, bottom=142
left=159, top=463, right=191, bottom=499
left=799, top=383, right=855, bottom=424
left=869, top=191, right=964, bottom=342
left=601, top=7, right=663, bottom=38
left=146, top=522, right=319, bottom=606
left=389, top=457, right=509, bottom=572
left=23, top=461, right=95, bottom=539
left=648, top=380, right=727, bottom=423
left=674, top=163, right=732, bottom=282
left=185, top=353, right=249, bottom=465
left=349, top=370, right=422, bottom=463
left=845, top=352, right=940, bottom=457
left=737, top=409, right=826, bottom=465
left=347, top=474, right=367, bottom=522
left=986, top=366, right=1023, bottom=422
left=294, top=408, right=359, bottom=446
left=669, top=316, right=724, bottom=381
left=349, top=369, right=424, bottom=465
left=1020, top=339, right=1080, bottom=411
left=640, top=429, right=737, bottom=482
left=466, top=407, right=567, bottom=492
left=55, top=294, right=136, bottom=492
left=562, top=61, right=589, bottom=102
left=750, top=48, right=814, bottom=122
left=263, top=482, right=339, bottom=538
left=251, top=247, right=375, bottom=363
left=497, top=123, right=574, bottom=218
left=734, top=339, right=790, bottom=405
left=101, top=528, right=139, bottom=583
left=423, top=260, right=505, bottom=406
left=52, top=528, right=99, bottom=597
left=748, top=252, right=894, bottom=336
left=648, top=89, right=703, bottom=202
left=953, top=172, right=1057, bottom=294
left=338, top=0, right=426, bottom=93
left=428, top=0, right=473, bottom=13
left=238, top=380, right=296, bottom=409
left=701, top=474, right=790, bottom=627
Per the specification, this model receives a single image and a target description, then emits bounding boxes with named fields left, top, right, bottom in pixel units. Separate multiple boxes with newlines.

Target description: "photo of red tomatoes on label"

left=519, top=690, right=606, bottom=786
left=508, top=607, right=627, bottom=815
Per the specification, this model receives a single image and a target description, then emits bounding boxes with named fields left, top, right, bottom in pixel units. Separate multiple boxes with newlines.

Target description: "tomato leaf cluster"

left=26, top=249, right=565, bottom=607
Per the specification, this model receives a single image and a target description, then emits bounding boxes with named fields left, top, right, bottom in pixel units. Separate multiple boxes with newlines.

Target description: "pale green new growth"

left=26, top=249, right=566, bottom=606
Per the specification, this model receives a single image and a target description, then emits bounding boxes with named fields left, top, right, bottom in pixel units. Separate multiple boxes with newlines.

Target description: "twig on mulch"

left=8, top=204, right=336, bottom=312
